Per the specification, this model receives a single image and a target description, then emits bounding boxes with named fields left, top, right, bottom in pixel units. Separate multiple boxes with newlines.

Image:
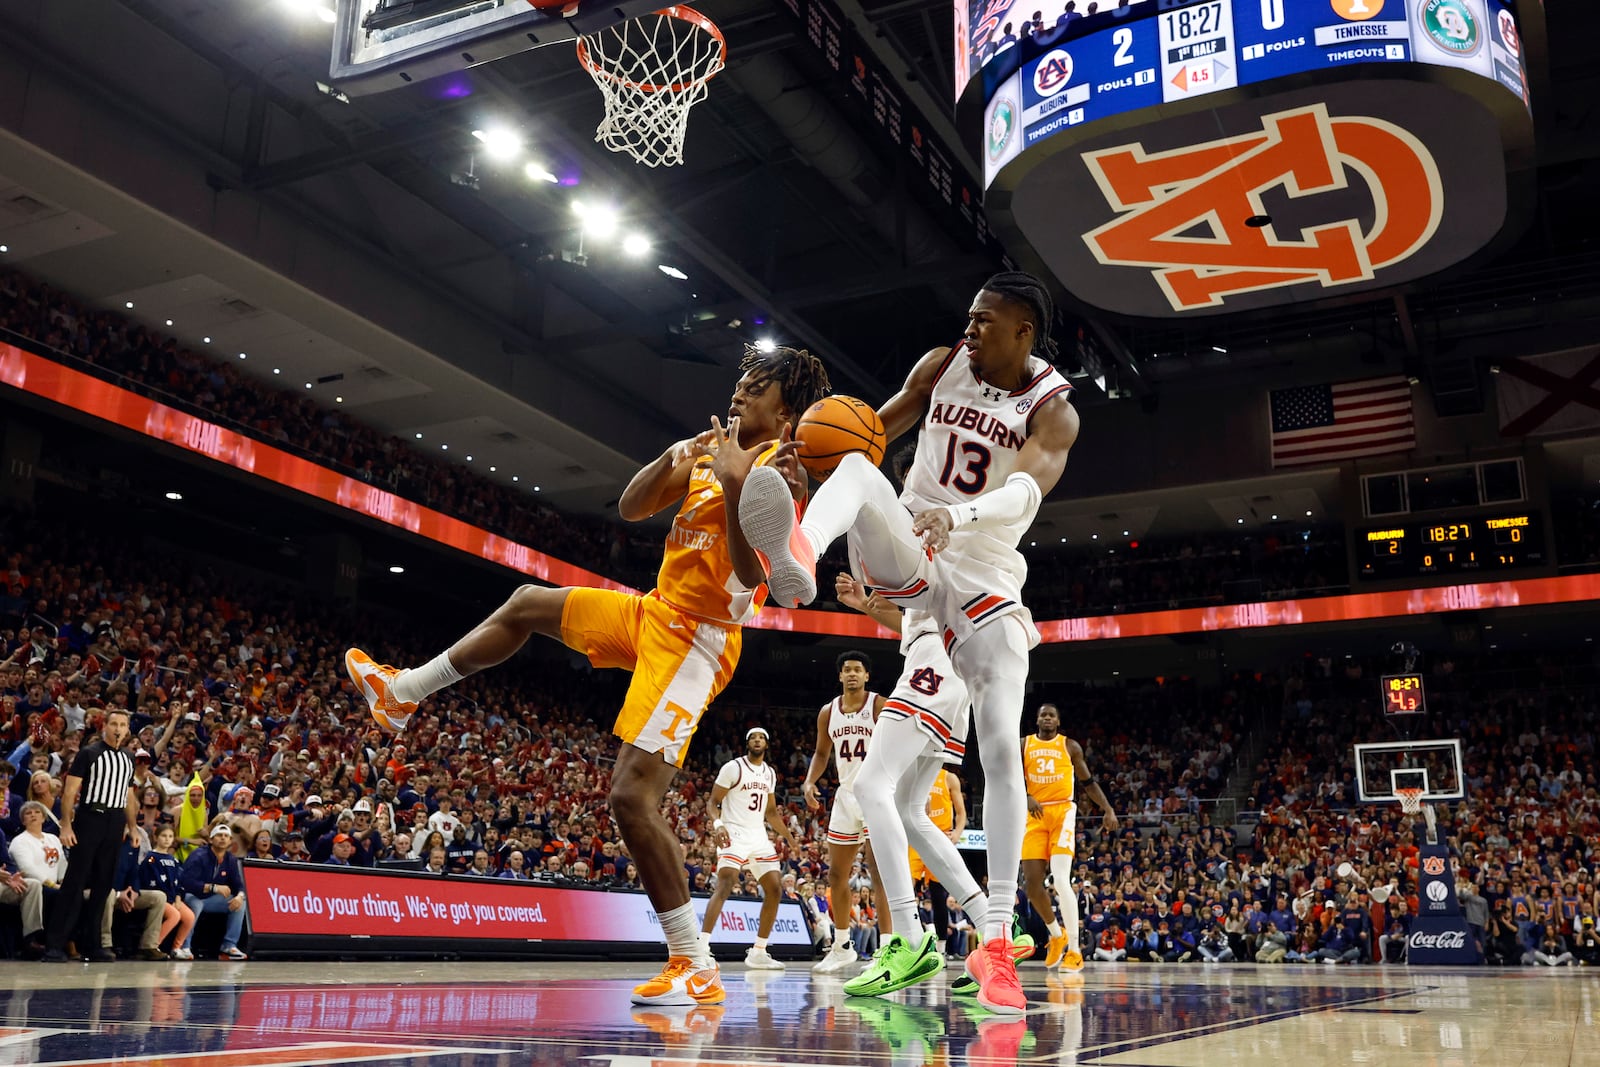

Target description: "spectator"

left=101, top=828, right=166, bottom=960
left=1094, top=919, right=1127, bottom=962
left=11, top=801, right=65, bottom=893
left=1198, top=924, right=1234, bottom=964
left=0, top=819, right=45, bottom=956
left=324, top=834, right=356, bottom=866
left=422, top=847, right=449, bottom=876
left=500, top=850, right=530, bottom=879
left=1573, top=918, right=1600, bottom=966
left=179, top=824, right=247, bottom=960
left=1528, top=922, right=1575, bottom=966
left=1126, top=918, right=1160, bottom=962
left=139, top=823, right=195, bottom=959
left=1255, top=921, right=1289, bottom=963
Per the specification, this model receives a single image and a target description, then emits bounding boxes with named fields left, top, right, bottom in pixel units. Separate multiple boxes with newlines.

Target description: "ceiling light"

left=465, top=455, right=473, bottom=461
left=238, top=352, right=247, bottom=360
left=1212, top=345, right=1227, bottom=353
left=415, top=432, right=423, bottom=439
left=524, top=161, right=558, bottom=184
left=1060, top=537, right=1066, bottom=543
left=1271, top=514, right=1278, bottom=520
left=125, top=301, right=134, bottom=309
left=534, top=486, right=541, bottom=492
left=273, top=368, right=280, bottom=374
left=1305, top=510, right=1313, bottom=516
left=165, top=319, right=174, bottom=326
left=440, top=444, right=448, bottom=450
left=389, top=565, right=405, bottom=574
left=203, top=337, right=211, bottom=343
left=1091, top=534, right=1098, bottom=540
left=1029, top=541, right=1036, bottom=547
left=512, top=476, right=519, bottom=482
left=1237, top=517, right=1245, bottom=524
left=335, top=396, right=344, bottom=403
left=304, top=382, right=313, bottom=389
left=165, top=491, right=183, bottom=501
left=658, top=265, right=688, bottom=280
left=576, top=202, right=619, bottom=240
left=489, top=466, right=496, bottom=472
left=1122, top=530, right=1130, bottom=536
left=0, top=245, right=8, bottom=253
left=622, top=232, right=651, bottom=257
left=755, top=337, right=777, bottom=353
left=472, top=127, right=523, bottom=160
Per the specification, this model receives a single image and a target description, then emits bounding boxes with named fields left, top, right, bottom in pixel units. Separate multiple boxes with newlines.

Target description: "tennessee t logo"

left=660, top=701, right=696, bottom=744
left=1081, top=104, right=1443, bottom=312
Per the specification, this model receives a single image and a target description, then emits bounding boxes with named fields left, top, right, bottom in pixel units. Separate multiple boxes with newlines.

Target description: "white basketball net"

left=577, top=6, right=726, bottom=168
left=1396, top=787, right=1424, bottom=815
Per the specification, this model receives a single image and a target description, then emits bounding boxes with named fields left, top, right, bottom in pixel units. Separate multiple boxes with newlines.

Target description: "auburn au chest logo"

left=1081, top=103, right=1443, bottom=312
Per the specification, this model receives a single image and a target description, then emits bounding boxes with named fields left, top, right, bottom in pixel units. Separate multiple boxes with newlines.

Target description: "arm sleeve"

left=944, top=471, right=1041, bottom=531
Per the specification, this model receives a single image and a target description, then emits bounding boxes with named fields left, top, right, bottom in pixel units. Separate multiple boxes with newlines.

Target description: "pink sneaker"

left=738, top=466, right=817, bottom=606
left=965, top=938, right=1026, bottom=1015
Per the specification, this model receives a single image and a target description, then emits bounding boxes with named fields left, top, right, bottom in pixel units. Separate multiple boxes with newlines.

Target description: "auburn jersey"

left=657, top=444, right=780, bottom=625
left=1024, top=733, right=1075, bottom=806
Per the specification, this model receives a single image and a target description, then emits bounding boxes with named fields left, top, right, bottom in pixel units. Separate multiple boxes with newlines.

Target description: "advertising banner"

left=241, top=862, right=810, bottom=949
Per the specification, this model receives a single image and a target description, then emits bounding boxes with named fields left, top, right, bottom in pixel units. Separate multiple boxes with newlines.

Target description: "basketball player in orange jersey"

left=344, top=346, right=830, bottom=1007
left=1023, top=702, right=1116, bottom=972
left=803, top=650, right=890, bottom=974
left=739, top=272, right=1077, bottom=1013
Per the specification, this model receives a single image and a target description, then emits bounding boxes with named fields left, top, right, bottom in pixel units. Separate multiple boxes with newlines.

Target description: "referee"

left=43, top=708, right=137, bottom=963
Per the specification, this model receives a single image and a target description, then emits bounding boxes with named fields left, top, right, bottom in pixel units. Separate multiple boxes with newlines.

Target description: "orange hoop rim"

left=1395, top=786, right=1425, bottom=812
left=576, top=5, right=726, bottom=95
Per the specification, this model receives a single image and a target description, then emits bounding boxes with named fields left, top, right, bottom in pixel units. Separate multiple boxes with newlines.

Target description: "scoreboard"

left=1357, top=512, right=1545, bottom=581
left=973, top=0, right=1531, bottom=186
left=1381, top=673, right=1427, bottom=715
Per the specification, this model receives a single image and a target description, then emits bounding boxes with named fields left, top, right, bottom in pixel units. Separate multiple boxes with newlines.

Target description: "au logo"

left=1034, top=49, right=1074, bottom=97
left=1081, top=103, right=1443, bottom=311
left=1422, top=856, right=1447, bottom=876
left=988, top=97, right=1017, bottom=162
left=1419, top=0, right=1481, bottom=57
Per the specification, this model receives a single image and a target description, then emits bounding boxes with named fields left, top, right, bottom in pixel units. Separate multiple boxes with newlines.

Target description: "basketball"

left=794, top=395, right=886, bottom=480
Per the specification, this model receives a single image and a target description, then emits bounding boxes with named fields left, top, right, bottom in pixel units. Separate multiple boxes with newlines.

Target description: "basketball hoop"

left=576, top=6, right=725, bottom=167
left=1396, top=787, right=1425, bottom=815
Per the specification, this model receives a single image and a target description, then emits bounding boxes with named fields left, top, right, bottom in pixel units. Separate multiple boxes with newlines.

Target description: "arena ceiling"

left=1, top=0, right=1599, bottom=519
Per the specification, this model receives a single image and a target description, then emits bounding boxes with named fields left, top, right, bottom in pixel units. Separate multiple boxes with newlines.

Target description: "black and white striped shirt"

left=68, top=739, right=135, bottom=810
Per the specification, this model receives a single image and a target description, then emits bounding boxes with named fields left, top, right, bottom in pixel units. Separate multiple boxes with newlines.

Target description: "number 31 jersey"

left=901, top=343, right=1072, bottom=609
left=827, top=693, right=879, bottom=791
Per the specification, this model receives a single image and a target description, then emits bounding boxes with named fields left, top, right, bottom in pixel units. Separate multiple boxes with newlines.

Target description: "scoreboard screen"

left=1382, top=673, right=1427, bottom=715
left=1358, top=512, right=1545, bottom=581
left=966, top=0, right=1531, bottom=186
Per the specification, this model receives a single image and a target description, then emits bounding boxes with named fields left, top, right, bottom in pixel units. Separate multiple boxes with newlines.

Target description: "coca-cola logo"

left=1409, top=929, right=1468, bottom=950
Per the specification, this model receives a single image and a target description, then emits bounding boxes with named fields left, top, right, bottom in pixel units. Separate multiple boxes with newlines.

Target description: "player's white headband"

left=746, top=727, right=769, bottom=740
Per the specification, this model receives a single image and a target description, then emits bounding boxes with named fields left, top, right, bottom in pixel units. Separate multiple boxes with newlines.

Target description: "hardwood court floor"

left=4, top=959, right=1593, bottom=1066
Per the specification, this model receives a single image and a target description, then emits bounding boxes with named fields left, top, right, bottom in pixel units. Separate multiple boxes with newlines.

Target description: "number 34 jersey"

left=900, top=343, right=1072, bottom=613
left=827, top=692, right=879, bottom=791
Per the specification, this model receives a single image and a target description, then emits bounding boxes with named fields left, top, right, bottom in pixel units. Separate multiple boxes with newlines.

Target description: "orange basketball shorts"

left=560, top=588, right=741, bottom=768
left=1021, top=801, right=1076, bottom=862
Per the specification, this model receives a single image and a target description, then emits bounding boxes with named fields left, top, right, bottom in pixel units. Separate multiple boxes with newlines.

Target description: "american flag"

left=1270, top=377, right=1415, bottom=467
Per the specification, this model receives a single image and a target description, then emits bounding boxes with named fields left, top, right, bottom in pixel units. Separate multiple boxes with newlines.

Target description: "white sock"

left=958, top=889, right=990, bottom=931
left=390, top=651, right=463, bottom=705
left=889, top=895, right=920, bottom=939
left=658, top=901, right=707, bottom=965
left=754, top=937, right=768, bottom=950
left=1046, top=921, right=1063, bottom=938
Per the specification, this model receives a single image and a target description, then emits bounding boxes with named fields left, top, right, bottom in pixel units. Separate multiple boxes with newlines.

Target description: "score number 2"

left=1113, top=27, right=1133, bottom=65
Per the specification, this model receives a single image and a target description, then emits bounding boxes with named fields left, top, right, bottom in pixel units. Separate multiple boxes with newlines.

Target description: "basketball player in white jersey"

left=740, top=271, right=1079, bottom=1013
left=701, top=727, right=800, bottom=971
left=803, top=650, right=888, bottom=974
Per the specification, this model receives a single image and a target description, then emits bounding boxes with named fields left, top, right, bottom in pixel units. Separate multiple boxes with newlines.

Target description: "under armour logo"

left=980, top=386, right=1005, bottom=401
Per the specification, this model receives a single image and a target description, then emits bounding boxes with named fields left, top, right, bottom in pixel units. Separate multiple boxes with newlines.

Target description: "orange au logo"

left=1081, top=103, right=1444, bottom=312
left=1422, top=856, right=1447, bottom=876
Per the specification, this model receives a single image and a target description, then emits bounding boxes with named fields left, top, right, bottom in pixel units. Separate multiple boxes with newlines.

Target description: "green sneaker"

left=843, top=997, right=945, bottom=1052
left=843, top=932, right=946, bottom=997
left=951, top=972, right=979, bottom=996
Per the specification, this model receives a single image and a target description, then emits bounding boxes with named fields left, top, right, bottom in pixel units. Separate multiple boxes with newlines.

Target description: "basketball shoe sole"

left=738, top=466, right=817, bottom=607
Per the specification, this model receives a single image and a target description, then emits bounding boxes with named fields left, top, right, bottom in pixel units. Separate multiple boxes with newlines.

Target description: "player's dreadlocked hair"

left=740, top=344, right=832, bottom=419
left=892, top=440, right=918, bottom=486
left=981, top=271, right=1059, bottom=361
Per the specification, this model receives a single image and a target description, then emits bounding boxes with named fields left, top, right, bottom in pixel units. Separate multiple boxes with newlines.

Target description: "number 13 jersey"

left=900, top=343, right=1072, bottom=616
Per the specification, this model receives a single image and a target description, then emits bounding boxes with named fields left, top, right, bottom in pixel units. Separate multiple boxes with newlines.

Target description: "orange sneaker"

left=630, top=1004, right=725, bottom=1046
left=1060, top=949, right=1085, bottom=973
left=1044, top=932, right=1070, bottom=968
left=631, top=956, right=725, bottom=1006
left=964, top=938, right=1026, bottom=1015
left=738, top=466, right=817, bottom=606
left=344, top=648, right=417, bottom=733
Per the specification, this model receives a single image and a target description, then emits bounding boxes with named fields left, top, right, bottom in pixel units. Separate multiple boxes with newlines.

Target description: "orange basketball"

left=794, top=395, right=886, bottom=481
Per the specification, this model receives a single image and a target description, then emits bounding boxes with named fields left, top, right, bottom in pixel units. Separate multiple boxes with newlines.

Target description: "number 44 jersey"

left=827, top=692, right=879, bottom=792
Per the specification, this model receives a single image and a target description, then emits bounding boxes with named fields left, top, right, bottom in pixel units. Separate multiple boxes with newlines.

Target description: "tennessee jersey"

left=657, top=444, right=779, bottom=625
left=1024, top=733, right=1075, bottom=806
left=927, top=771, right=954, bottom=833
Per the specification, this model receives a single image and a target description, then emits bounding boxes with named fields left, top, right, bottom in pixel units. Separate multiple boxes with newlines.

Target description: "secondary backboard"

left=331, top=0, right=663, bottom=96
left=1354, top=739, right=1465, bottom=804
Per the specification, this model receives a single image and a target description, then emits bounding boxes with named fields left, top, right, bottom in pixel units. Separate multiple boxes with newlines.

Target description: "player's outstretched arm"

left=834, top=573, right=902, bottom=634
left=1068, top=736, right=1118, bottom=832
left=617, top=427, right=718, bottom=521
left=877, top=347, right=951, bottom=444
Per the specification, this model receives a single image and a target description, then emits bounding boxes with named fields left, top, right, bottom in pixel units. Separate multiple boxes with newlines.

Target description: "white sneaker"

left=745, top=946, right=785, bottom=971
left=171, top=947, right=194, bottom=961
left=814, top=941, right=857, bottom=974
